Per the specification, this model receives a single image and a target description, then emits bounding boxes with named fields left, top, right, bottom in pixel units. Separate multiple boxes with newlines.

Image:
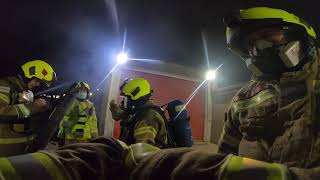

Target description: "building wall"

left=113, top=69, right=206, bottom=140
left=210, top=85, right=243, bottom=144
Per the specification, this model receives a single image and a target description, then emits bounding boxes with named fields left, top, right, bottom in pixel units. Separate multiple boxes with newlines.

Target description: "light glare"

left=117, top=52, right=128, bottom=64
left=206, top=70, right=216, bottom=80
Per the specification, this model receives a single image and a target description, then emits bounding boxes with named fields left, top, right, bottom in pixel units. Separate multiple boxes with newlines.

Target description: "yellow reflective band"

left=13, top=124, right=25, bottom=133
left=225, top=155, right=243, bottom=174
left=223, top=155, right=289, bottom=180
left=0, top=86, right=10, bottom=94
left=0, top=136, right=34, bottom=144
left=125, top=146, right=138, bottom=168
left=32, top=152, right=68, bottom=180
left=0, top=93, right=10, bottom=104
left=17, top=104, right=31, bottom=118
left=266, top=163, right=290, bottom=180
left=233, top=89, right=278, bottom=113
left=313, top=80, right=320, bottom=94
left=134, top=126, right=157, bottom=139
left=0, top=158, right=20, bottom=180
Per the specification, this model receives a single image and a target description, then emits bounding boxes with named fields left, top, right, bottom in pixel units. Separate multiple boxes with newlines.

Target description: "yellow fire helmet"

left=79, top=81, right=90, bottom=91
left=120, top=78, right=152, bottom=100
left=21, top=60, right=57, bottom=87
left=224, top=7, right=317, bottom=58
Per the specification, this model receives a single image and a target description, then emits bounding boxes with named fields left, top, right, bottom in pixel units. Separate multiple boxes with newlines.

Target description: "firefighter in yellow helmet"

left=213, top=6, right=319, bottom=180
left=0, top=7, right=319, bottom=180
left=57, top=81, right=98, bottom=145
left=0, top=59, right=56, bottom=156
left=110, top=78, right=168, bottom=148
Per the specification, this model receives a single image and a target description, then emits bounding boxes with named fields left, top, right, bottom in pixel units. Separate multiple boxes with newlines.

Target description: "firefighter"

left=0, top=6, right=318, bottom=180
left=213, top=6, right=320, bottom=179
left=120, top=6, right=320, bottom=180
left=0, top=60, right=56, bottom=156
left=0, top=136, right=290, bottom=180
left=109, top=78, right=168, bottom=148
left=57, top=81, right=98, bottom=145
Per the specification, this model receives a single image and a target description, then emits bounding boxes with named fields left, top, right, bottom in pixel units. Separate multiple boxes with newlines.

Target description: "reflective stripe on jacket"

left=58, top=99, right=98, bottom=140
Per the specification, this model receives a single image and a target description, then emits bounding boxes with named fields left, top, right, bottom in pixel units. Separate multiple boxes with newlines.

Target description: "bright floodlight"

left=206, top=70, right=216, bottom=80
left=117, top=52, right=128, bottom=64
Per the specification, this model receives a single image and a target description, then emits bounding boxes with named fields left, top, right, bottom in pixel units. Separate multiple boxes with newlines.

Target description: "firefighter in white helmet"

left=57, top=81, right=98, bottom=145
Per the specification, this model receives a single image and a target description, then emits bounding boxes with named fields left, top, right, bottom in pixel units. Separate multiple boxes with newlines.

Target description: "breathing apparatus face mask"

left=120, top=96, right=134, bottom=111
left=245, top=40, right=303, bottom=77
left=76, top=90, right=88, bottom=100
left=229, top=27, right=306, bottom=77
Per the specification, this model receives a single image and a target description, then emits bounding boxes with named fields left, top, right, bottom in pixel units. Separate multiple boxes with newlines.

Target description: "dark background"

left=1, top=0, right=318, bottom=89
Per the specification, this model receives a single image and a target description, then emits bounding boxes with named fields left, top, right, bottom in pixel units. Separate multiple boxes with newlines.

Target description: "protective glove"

left=30, top=98, right=50, bottom=114
left=110, top=100, right=125, bottom=120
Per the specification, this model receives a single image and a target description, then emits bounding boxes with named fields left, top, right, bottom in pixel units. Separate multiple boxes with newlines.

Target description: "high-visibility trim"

left=0, top=86, right=10, bottom=94
left=0, top=157, right=20, bottom=180
left=0, top=93, right=10, bottom=104
left=0, top=135, right=34, bottom=144
left=32, top=152, right=68, bottom=180
left=8, top=154, right=52, bottom=180
left=232, top=89, right=278, bottom=113
left=225, top=155, right=243, bottom=174
left=313, top=80, right=320, bottom=94
left=134, top=126, right=157, bottom=139
left=265, top=163, right=290, bottom=180
left=17, top=104, right=31, bottom=118
left=223, top=155, right=289, bottom=180
left=13, top=124, right=25, bottom=133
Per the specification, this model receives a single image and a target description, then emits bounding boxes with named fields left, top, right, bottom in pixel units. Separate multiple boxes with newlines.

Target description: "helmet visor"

left=227, top=25, right=287, bottom=58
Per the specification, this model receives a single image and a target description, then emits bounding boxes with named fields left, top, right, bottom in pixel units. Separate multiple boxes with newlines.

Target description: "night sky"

left=1, top=0, right=319, bottom=88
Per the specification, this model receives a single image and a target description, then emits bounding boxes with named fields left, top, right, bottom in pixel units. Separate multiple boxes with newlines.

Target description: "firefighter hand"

left=110, top=100, right=124, bottom=120
left=31, top=98, right=50, bottom=113
left=110, top=100, right=120, bottom=113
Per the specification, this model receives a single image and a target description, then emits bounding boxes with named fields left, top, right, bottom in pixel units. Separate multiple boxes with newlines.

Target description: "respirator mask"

left=76, top=90, right=88, bottom=100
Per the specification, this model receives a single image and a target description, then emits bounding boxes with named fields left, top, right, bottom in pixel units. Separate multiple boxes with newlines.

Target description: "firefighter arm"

left=131, top=148, right=291, bottom=180
left=219, top=156, right=320, bottom=180
left=133, top=111, right=161, bottom=145
left=0, top=137, right=128, bottom=180
left=0, top=95, right=32, bottom=120
left=52, top=137, right=128, bottom=179
left=89, top=106, right=98, bottom=138
left=57, top=108, right=72, bottom=139
left=217, top=107, right=243, bottom=155
left=286, top=167, right=320, bottom=180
